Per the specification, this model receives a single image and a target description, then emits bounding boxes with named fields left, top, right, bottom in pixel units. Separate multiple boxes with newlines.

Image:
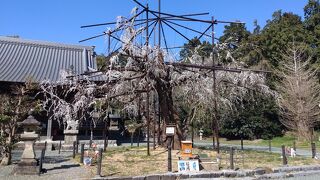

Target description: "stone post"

left=63, top=119, right=79, bottom=150
left=13, top=111, right=41, bottom=175
left=45, top=119, right=53, bottom=151
left=63, top=129, right=79, bottom=150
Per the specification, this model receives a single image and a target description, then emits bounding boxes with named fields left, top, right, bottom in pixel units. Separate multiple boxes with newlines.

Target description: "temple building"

left=0, top=36, right=124, bottom=145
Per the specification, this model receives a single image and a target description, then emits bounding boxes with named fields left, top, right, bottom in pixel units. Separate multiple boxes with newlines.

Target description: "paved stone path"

left=0, top=150, right=92, bottom=180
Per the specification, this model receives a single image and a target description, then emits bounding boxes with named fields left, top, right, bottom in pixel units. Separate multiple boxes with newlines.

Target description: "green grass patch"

left=201, top=132, right=320, bottom=150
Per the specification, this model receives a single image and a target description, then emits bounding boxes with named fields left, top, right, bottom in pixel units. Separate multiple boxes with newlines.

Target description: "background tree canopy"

left=93, top=0, right=319, bottom=141
left=175, top=0, right=320, bottom=140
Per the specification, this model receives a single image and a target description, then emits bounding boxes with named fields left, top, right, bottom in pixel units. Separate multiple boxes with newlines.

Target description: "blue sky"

left=0, top=0, right=308, bottom=55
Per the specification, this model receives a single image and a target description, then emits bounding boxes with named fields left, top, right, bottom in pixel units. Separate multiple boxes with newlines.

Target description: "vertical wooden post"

left=73, top=141, right=76, bottom=159
left=211, top=16, right=220, bottom=153
left=103, top=120, right=107, bottom=152
left=157, top=103, right=161, bottom=146
left=153, top=91, right=156, bottom=150
left=38, top=149, right=45, bottom=176
left=76, top=140, right=79, bottom=154
left=96, top=148, right=103, bottom=177
left=80, top=143, right=85, bottom=164
left=90, top=120, right=93, bottom=148
left=282, top=145, right=287, bottom=165
left=311, top=142, right=316, bottom=158
left=58, top=140, right=61, bottom=154
left=137, top=129, right=140, bottom=147
left=44, top=141, right=47, bottom=152
left=240, top=138, right=244, bottom=150
left=269, top=139, right=272, bottom=152
left=145, top=3, right=150, bottom=156
left=106, top=114, right=110, bottom=151
left=211, top=16, right=216, bottom=151
left=293, top=141, right=296, bottom=151
left=168, top=137, right=172, bottom=172
left=230, top=147, right=234, bottom=170
left=157, top=0, right=161, bottom=146
left=191, top=121, right=194, bottom=147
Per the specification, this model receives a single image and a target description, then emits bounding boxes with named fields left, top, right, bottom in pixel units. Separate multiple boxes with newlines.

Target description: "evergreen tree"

left=179, top=37, right=211, bottom=60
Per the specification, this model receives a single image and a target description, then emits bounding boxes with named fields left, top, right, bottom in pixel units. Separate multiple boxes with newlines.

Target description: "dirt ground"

left=81, top=146, right=320, bottom=177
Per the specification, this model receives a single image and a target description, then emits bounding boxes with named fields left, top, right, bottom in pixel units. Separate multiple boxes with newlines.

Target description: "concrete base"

left=61, top=144, right=75, bottom=151
left=45, top=140, right=53, bottom=151
left=64, top=130, right=79, bottom=145
left=13, top=159, right=39, bottom=175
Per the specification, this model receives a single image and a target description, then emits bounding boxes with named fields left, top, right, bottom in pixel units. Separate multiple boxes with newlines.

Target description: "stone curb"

left=92, top=169, right=261, bottom=180
left=92, top=165, right=320, bottom=180
left=273, top=164, right=320, bottom=173
left=256, top=170, right=320, bottom=179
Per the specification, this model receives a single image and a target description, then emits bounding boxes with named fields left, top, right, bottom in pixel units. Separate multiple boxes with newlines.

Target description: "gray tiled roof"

left=0, top=36, right=98, bottom=83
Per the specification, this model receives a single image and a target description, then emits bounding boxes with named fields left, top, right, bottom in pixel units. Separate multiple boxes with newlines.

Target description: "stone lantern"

left=14, top=111, right=41, bottom=175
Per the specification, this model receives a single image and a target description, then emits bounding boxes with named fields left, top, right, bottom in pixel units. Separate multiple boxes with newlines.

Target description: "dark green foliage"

left=96, top=53, right=127, bottom=71
left=96, top=54, right=107, bottom=71
left=178, top=1, right=320, bottom=140
left=304, top=0, right=320, bottom=31
left=220, top=95, right=283, bottom=140
left=219, top=23, right=250, bottom=47
left=179, top=37, right=211, bottom=60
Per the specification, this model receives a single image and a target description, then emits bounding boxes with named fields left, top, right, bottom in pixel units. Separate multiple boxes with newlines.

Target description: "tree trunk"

left=0, top=150, right=11, bottom=166
left=0, top=137, right=12, bottom=166
left=154, top=72, right=183, bottom=149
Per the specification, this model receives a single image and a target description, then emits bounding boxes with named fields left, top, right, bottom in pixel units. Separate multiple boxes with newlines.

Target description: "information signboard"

left=166, top=125, right=175, bottom=136
left=177, top=159, right=199, bottom=172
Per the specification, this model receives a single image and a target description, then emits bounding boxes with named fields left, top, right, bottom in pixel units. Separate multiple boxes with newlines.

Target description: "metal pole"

left=230, top=147, right=234, bottom=169
left=281, top=145, right=287, bottom=165
left=158, top=0, right=161, bottom=48
left=311, top=142, right=316, bottom=158
left=80, top=143, right=85, bottom=164
left=146, top=4, right=150, bottom=156
left=168, top=137, right=172, bottom=172
left=96, top=148, right=103, bottom=177
left=108, top=33, right=111, bottom=56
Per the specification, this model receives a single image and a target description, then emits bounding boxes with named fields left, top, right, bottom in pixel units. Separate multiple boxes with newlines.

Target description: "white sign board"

left=178, top=160, right=199, bottom=172
left=166, top=126, right=175, bottom=135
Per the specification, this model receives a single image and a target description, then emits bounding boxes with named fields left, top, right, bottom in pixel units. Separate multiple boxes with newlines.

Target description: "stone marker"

left=13, top=110, right=41, bottom=175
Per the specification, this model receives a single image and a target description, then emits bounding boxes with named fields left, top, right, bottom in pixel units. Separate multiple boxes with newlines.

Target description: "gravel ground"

left=0, top=150, right=92, bottom=180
